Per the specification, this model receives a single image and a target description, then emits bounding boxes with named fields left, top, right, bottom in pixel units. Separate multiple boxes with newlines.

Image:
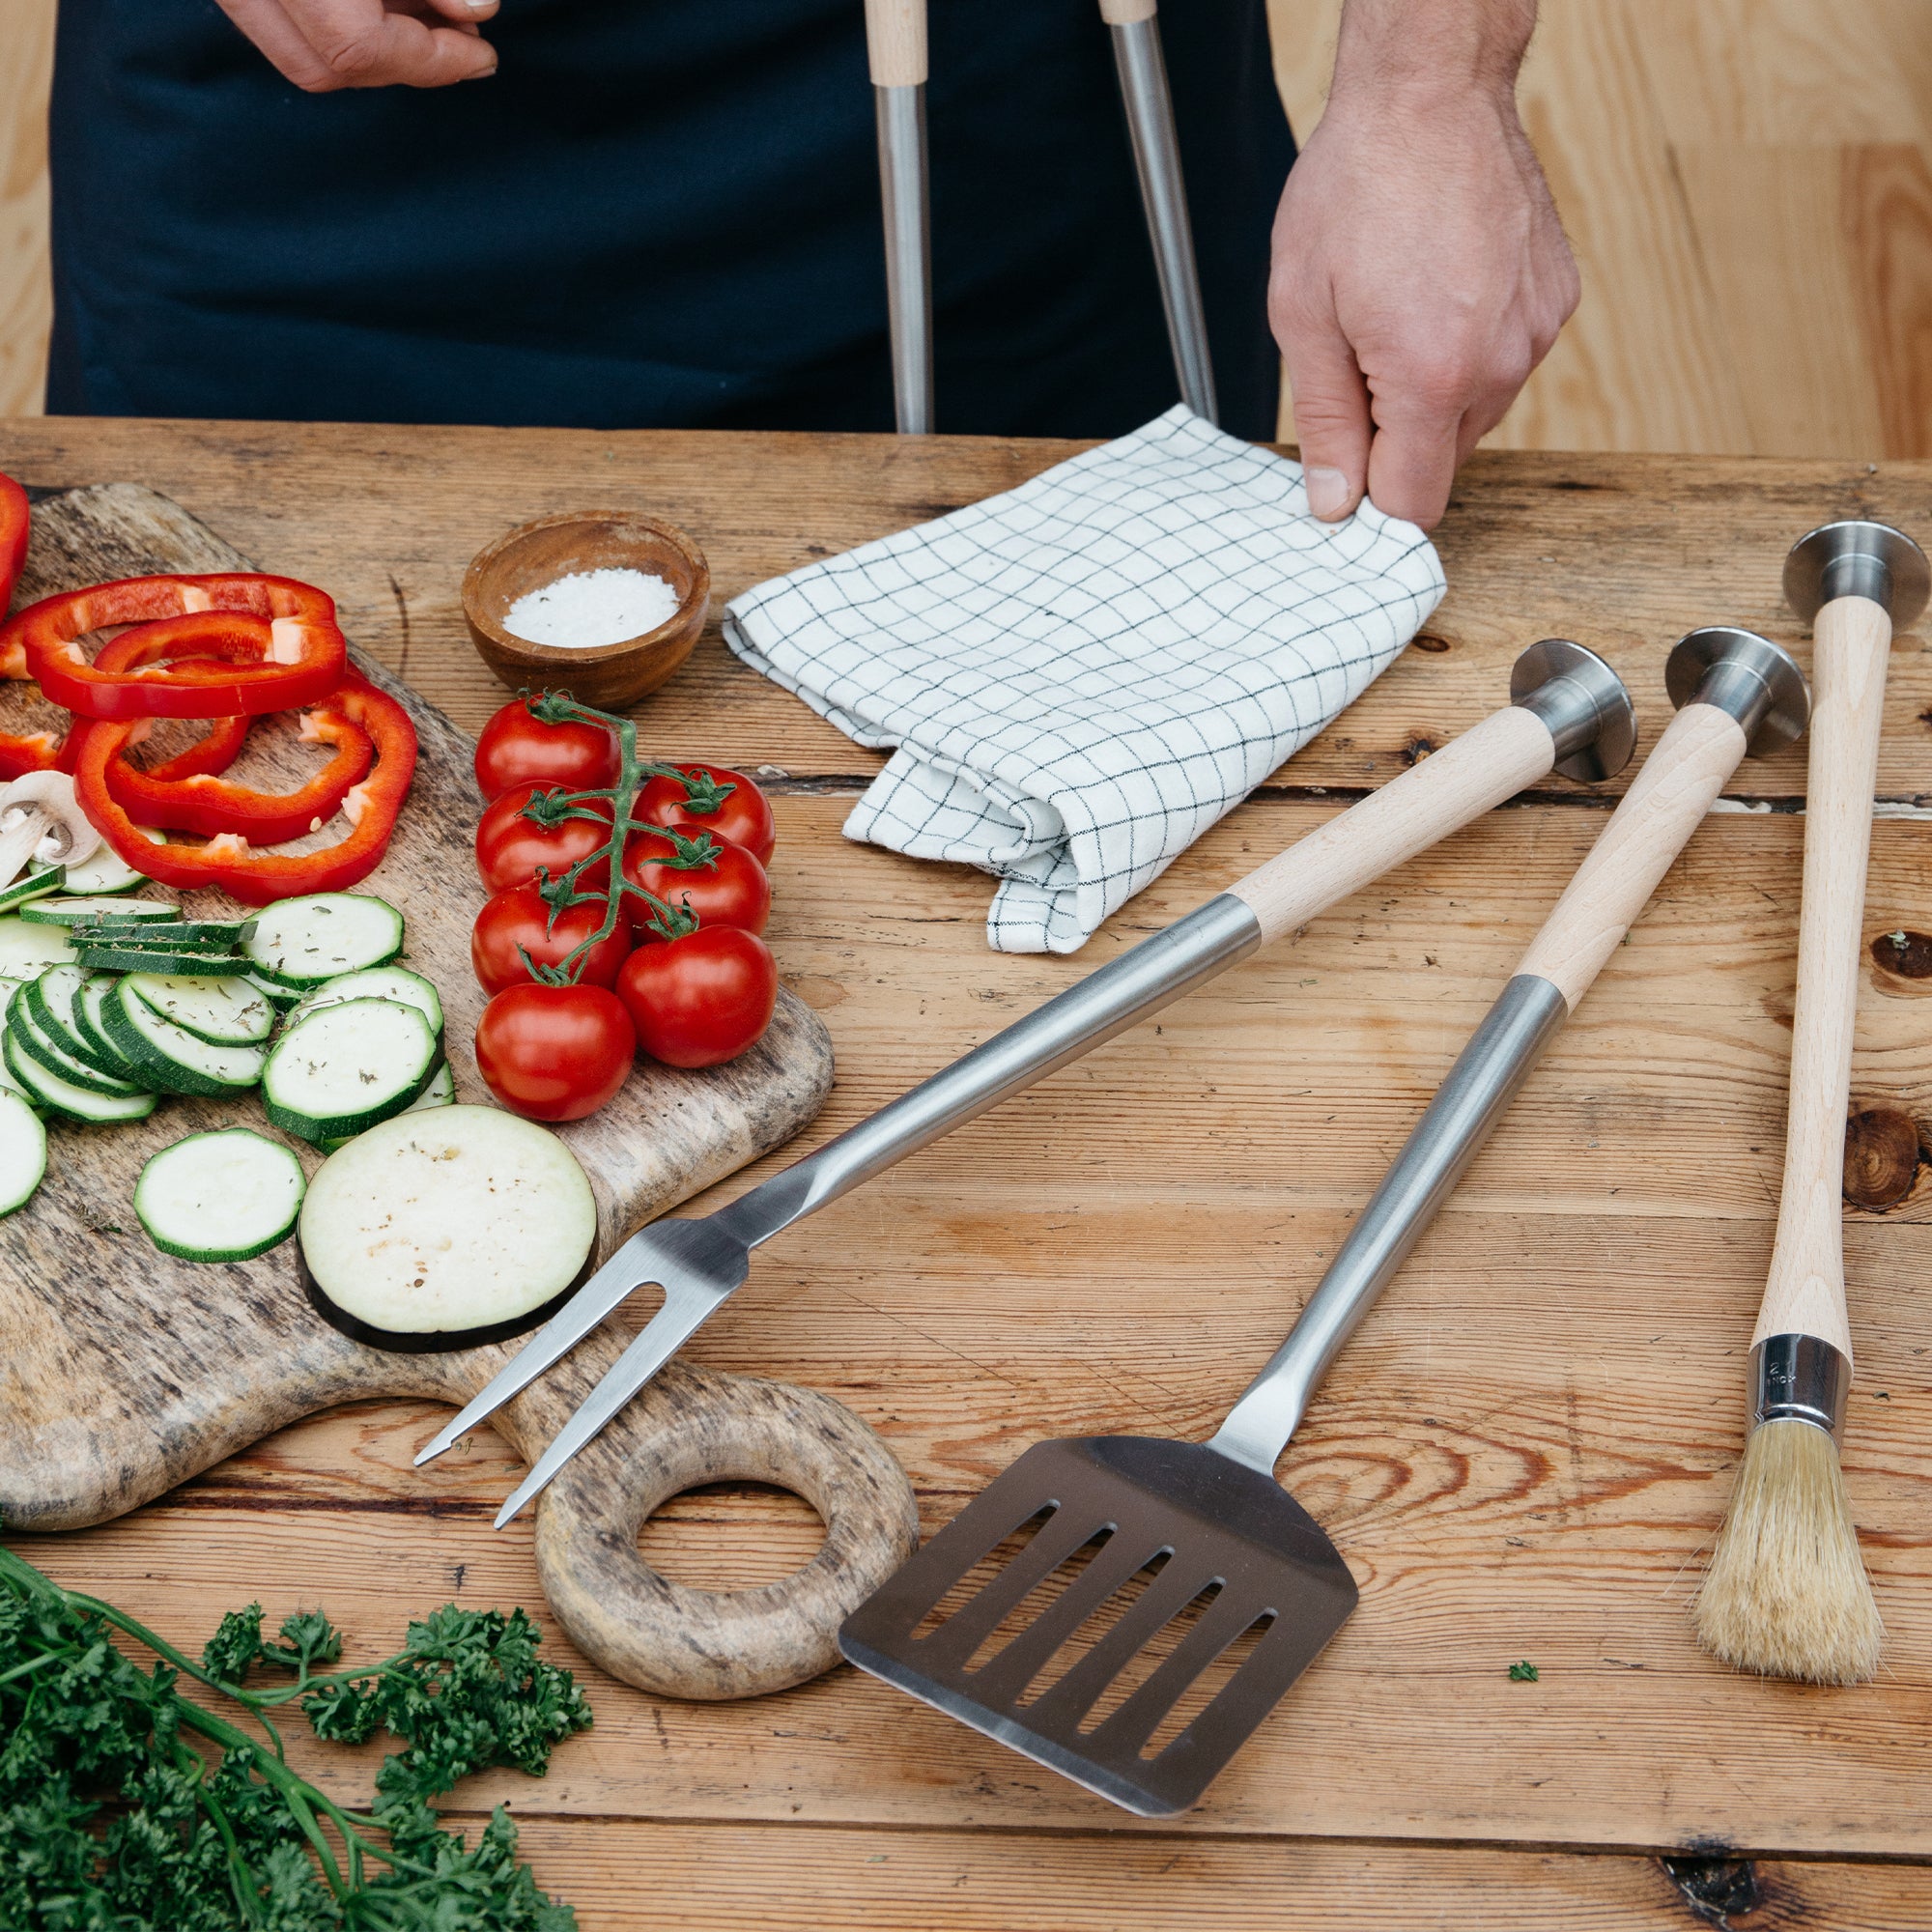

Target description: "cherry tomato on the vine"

left=475, top=784, right=612, bottom=895
left=475, top=981, right=635, bottom=1122
left=621, top=829, right=771, bottom=936
left=471, top=883, right=630, bottom=995
left=636, top=764, right=776, bottom=867
left=617, top=925, right=779, bottom=1069
left=474, top=697, right=619, bottom=800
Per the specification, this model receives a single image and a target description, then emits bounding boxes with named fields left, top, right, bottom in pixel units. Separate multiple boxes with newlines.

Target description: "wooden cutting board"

left=0, top=483, right=920, bottom=1698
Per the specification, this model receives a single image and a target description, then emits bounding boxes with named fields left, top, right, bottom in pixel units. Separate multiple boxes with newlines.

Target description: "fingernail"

left=1305, top=467, right=1352, bottom=521
left=466, top=54, right=497, bottom=77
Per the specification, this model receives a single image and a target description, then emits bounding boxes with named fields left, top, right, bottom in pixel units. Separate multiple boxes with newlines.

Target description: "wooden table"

left=6, top=418, right=1932, bottom=1929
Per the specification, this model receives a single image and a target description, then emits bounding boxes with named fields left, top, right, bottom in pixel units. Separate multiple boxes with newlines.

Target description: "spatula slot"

left=908, top=1504, right=1058, bottom=1640
left=1076, top=1578, right=1225, bottom=1735
left=1138, top=1609, right=1276, bottom=1759
left=1015, top=1549, right=1174, bottom=1708
left=961, top=1527, right=1116, bottom=1676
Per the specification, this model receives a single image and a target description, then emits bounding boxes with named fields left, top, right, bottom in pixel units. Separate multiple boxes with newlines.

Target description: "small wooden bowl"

left=461, top=509, right=710, bottom=710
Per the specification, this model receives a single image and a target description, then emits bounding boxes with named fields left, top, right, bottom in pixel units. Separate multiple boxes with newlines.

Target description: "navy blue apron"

left=48, top=0, right=1293, bottom=439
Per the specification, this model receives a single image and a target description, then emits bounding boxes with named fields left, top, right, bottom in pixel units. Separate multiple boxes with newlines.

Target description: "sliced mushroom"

left=0, top=770, right=102, bottom=889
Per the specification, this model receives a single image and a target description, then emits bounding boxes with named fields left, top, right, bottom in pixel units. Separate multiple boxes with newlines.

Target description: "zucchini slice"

left=4, top=1029, right=156, bottom=1124
left=71, top=977, right=148, bottom=1085
left=102, top=981, right=268, bottom=1095
left=0, top=867, right=64, bottom=914
left=135, top=1129, right=305, bottom=1262
left=19, top=897, right=183, bottom=926
left=244, top=971, right=303, bottom=1012
left=245, top=895, right=405, bottom=989
left=287, top=965, right=443, bottom=1039
left=0, top=1091, right=45, bottom=1213
left=316, top=1061, right=456, bottom=1152
left=299, top=1106, right=597, bottom=1349
left=10, top=982, right=141, bottom=1096
left=0, top=918, right=78, bottom=980
left=74, top=945, right=250, bottom=977
left=59, top=844, right=149, bottom=895
left=125, top=972, right=274, bottom=1047
left=261, top=997, right=439, bottom=1143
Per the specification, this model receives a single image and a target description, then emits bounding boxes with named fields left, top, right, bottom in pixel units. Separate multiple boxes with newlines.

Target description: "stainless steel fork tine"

left=1023, top=1555, right=1213, bottom=1729
left=966, top=1534, right=1173, bottom=1707
left=491, top=1279, right=724, bottom=1526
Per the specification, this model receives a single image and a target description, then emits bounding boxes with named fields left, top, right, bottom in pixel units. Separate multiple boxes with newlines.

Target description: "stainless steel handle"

left=1207, top=972, right=1569, bottom=1474
left=715, top=894, right=1263, bottom=1248
left=875, top=82, right=934, bottom=435
left=1108, top=13, right=1217, bottom=423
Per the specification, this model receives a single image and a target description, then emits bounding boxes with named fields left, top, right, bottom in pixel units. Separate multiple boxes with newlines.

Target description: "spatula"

left=838, top=626, right=1806, bottom=1816
left=418, top=639, right=1635, bottom=1519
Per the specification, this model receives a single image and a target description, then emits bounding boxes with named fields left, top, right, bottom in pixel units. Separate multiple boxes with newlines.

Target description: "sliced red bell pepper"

left=71, top=670, right=416, bottom=905
left=0, top=473, right=27, bottom=615
left=140, top=714, right=255, bottom=783
left=2, top=572, right=347, bottom=720
left=105, top=704, right=375, bottom=845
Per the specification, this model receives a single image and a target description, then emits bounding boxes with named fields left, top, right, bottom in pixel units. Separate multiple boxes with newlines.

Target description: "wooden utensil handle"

left=1099, top=0, right=1158, bottom=22
left=1755, top=596, right=1892, bottom=1355
left=865, top=0, right=927, bottom=86
left=1228, top=702, right=1557, bottom=945
left=1515, top=701, right=1746, bottom=1008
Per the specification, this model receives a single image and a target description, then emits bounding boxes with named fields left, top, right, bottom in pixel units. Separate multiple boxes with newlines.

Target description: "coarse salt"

left=505, top=567, right=680, bottom=648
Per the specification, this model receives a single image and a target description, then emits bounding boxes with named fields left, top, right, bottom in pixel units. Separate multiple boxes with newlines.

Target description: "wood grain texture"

left=7, top=425, right=1932, bottom=1889
left=1759, top=596, right=1893, bottom=1355
left=0, top=0, right=52, bottom=417
left=0, top=481, right=923, bottom=1699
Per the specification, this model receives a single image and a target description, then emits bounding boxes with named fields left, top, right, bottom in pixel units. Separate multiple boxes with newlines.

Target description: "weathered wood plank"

left=17, top=781, right=1932, bottom=1856
left=7, top=422, right=1932, bottom=800
left=495, top=1817, right=1932, bottom=1932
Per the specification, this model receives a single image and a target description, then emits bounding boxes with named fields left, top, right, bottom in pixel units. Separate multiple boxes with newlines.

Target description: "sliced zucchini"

left=0, top=867, right=64, bottom=914
left=126, top=972, right=274, bottom=1047
left=19, top=897, right=183, bottom=926
left=135, top=1129, right=305, bottom=1262
left=74, top=946, right=250, bottom=977
left=24, top=965, right=99, bottom=1059
left=288, top=965, right=443, bottom=1039
left=262, top=997, right=439, bottom=1143
left=71, top=977, right=147, bottom=1085
left=245, top=971, right=303, bottom=1012
left=245, top=894, right=405, bottom=989
left=102, top=981, right=268, bottom=1096
left=64, top=917, right=252, bottom=947
left=59, top=842, right=150, bottom=895
left=299, top=1106, right=597, bottom=1348
left=10, top=982, right=141, bottom=1096
left=4, top=1029, right=156, bottom=1124
left=316, top=1061, right=456, bottom=1152
left=0, top=1090, right=45, bottom=1212
left=0, top=918, right=79, bottom=980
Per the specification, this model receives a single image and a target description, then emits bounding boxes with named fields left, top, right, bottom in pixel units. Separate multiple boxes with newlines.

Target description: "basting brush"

left=1693, top=521, right=1929, bottom=1685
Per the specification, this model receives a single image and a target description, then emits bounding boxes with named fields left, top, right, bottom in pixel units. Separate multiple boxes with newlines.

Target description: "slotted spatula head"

left=838, top=1435, right=1358, bottom=1815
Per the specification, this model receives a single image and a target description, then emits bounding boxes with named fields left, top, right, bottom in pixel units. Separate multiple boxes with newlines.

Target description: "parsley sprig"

left=0, top=1540, right=592, bottom=1929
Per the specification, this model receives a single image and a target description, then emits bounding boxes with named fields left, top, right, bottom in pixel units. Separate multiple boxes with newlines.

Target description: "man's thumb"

left=1285, top=328, right=1373, bottom=522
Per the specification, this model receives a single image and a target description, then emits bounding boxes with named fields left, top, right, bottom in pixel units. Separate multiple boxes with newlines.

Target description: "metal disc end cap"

left=1783, top=521, right=1930, bottom=628
left=1509, top=639, right=1638, bottom=783
left=1664, top=627, right=1809, bottom=758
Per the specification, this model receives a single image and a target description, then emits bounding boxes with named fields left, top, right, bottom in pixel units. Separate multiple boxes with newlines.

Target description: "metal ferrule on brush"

left=1749, top=1333, right=1852, bottom=1441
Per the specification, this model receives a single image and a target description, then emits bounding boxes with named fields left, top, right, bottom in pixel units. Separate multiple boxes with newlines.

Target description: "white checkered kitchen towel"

left=723, top=406, right=1446, bottom=953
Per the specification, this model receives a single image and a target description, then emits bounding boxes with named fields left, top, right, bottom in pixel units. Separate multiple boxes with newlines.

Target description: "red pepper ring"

left=71, top=670, right=418, bottom=906
left=46, top=629, right=253, bottom=780
left=0, top=472, right=27, bottom=614
left=105, top=706, right=376, bottom=846
left=2, top=571, right=348, bottom=720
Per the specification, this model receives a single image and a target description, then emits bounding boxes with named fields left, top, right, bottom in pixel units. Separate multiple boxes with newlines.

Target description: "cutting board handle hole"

left=634, top=1479, right=827, bottom=1592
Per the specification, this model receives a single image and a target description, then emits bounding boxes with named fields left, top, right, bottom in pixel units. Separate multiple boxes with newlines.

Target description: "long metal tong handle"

left=1208, top=658, right=1796, bottom=1477
left=1102, top=0, right=1217, bottom=423
left=867, top=0, right=933, bottom=434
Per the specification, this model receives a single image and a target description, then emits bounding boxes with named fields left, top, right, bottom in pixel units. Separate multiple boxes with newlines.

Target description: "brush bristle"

left=1693, top=1416, right=1882, bottom=1686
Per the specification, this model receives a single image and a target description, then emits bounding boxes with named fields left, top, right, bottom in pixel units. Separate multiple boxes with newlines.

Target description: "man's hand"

left=1270, top=0, right=1577, bottom=529
left=214, top=0, right=498, bottom=91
